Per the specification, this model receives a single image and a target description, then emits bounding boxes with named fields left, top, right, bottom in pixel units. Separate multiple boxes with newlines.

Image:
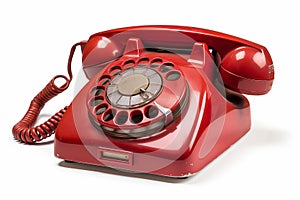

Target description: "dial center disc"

left=106, top=68, right=163, bottom=109
left=117, top=74, right=149, bottom=96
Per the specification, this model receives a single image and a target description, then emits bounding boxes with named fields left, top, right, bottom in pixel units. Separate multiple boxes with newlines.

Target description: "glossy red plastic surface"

left=82, top=25, right=274, bottom=94
left=55, top=59, right=251, bottom=176
left=53, top=26, right=274, bottom=177
left=220, top=46, right=274, bottom=94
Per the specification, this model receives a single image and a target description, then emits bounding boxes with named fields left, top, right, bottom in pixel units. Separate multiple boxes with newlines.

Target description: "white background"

left=0, top=0, right=298, bottom=199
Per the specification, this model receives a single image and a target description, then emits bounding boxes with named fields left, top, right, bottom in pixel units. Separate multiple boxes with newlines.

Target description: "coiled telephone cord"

left=12, top=42, right=85, bottom=144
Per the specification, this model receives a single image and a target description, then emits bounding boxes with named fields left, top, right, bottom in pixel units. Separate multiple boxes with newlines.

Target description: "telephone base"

left=54, top=25, right=254, bottom=177
left=54, top=94, right=251, bottom=178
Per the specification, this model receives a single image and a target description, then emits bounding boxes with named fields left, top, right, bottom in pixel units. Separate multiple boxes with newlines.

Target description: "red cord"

left=12, top=42, right=86, bottom=143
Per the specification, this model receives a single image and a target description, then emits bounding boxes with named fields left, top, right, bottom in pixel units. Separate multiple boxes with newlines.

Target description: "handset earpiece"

left=82, top=36, right=122, bottom=79
left=219, top=46, right=274, bottom=95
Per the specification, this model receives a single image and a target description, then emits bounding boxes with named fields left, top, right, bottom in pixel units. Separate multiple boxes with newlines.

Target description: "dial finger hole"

left=103, top=109, right=116, bottom=122
left=150, top=58, right=162, bottom=68
left=99, top=75, right=111, bottom=85
left=130, top=110, right=143, bottom=124
left=90, top=96, right=104, bottom=106
left=123, top=60, right=135, bottom=70
left=160, top=63, right=174, bottom=73
left=91, top=86, right=105, bottom=96
left=109, top=66, right=122, bottom=76
left=137, top=57, right=149, bottom=67
left=115, top=111, right=128, bottom=125
left=95, top=104, right=108, bottom=115
left=166, top=71, right=181, bottom=81
left=145, top=105, right=159, bottom=119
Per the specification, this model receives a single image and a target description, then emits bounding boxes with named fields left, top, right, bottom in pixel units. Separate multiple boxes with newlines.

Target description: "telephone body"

left=13, top=26, right=274, bottom=178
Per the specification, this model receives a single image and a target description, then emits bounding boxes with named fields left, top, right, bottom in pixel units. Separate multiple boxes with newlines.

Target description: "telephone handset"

left=13, top=26, right=274, bottom=178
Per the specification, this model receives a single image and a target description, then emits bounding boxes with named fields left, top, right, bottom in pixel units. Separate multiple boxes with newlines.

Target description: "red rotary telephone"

left=12, top=26, right=274, bottom=178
